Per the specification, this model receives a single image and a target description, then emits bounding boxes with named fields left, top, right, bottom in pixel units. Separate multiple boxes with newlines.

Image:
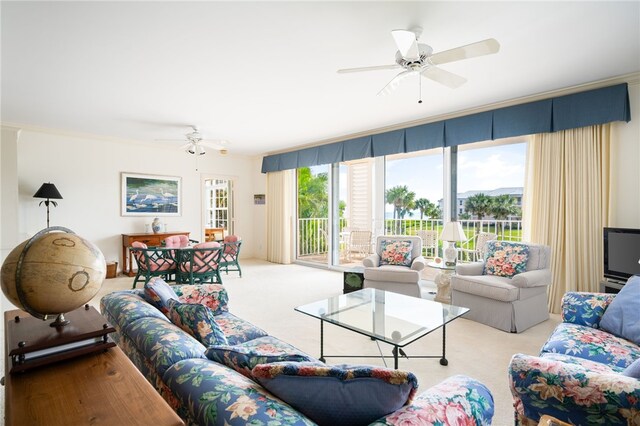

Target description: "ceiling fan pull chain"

left=418, top=74, right=423, bottom=104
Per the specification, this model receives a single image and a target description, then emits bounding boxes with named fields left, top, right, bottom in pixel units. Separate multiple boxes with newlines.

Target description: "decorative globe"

left=0, top=227, right=106, bottom=325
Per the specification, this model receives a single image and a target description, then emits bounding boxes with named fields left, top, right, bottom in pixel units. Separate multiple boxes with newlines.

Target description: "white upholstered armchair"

left=451, top=241, right=551, bottom=333
left=362, top=235, right=427, bottom=298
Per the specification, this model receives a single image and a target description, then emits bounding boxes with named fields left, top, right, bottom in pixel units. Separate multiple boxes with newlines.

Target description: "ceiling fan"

left=158, top=126, right=229, bottom=155
left=338, top=27, right=500, bottom=99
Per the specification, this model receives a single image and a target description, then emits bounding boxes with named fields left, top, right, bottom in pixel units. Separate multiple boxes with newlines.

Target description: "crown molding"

left=264, top=72, right=640, bottom=156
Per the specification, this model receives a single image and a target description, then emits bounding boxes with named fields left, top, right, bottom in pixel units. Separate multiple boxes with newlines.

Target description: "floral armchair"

left=509, top=291, right=640, bottom=425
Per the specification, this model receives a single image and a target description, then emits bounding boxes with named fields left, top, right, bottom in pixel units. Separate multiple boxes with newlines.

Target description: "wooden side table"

left=4, top=310, right=184, bottom=426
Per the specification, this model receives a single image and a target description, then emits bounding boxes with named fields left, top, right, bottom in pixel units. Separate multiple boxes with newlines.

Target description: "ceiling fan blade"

left=391, top=29, right=420, bottom=60
left=337, top=64, right=401, bottom=74
left=428, top=38, right=500, bottom=65
left=200, top=140, right=228, bottom=149
left=422, top=66, right=467, bottom=89
left=377, top=70, right=415, bottom=96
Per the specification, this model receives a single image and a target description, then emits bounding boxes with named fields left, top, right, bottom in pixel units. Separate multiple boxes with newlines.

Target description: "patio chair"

left=416, top=230, right=438, bottom=258
left=220, top=235, right=242, bottom=277
left=347, top=230, right=372, bottom=261
left=130, top=241, right=177, bottom=288
left=459, top=232, right=497, bottom=262
left=176, top=241, right=223, bottom=284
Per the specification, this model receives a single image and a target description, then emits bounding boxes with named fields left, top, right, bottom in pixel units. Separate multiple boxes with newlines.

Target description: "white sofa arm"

left=456, top=262, right=484, bottom=276
left=411, top=256, right=426, bottom=271
left=512, top=268, right=552, bottom=288
left=363, top=254, right=380, bottom=267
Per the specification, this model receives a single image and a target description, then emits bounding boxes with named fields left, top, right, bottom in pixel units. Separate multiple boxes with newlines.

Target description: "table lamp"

left=33, top=183, right=63, bottom=228
left=440, top=221, right=467, bottom=267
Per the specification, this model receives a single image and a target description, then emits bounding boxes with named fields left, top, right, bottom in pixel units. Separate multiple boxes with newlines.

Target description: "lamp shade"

left=440, top=221, right=467, bottom=242
left=33, top=183, right=63, bottom=200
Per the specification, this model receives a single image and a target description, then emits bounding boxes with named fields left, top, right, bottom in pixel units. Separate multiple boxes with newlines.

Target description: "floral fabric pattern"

left=482, top=241, right=529, bottom=278
left=167, top=299, right=228, bottom=347
left=379, top=240, right=413, bottom=266
left=173, top=283, right=229, bottom=315
left=371, top=375, right=494, bottom=426
left=101, top=291, right=168, bottom=325
left=143, top=277, right=180, bottom=315
left=215, top=312, right=269, bottom=345
left=541, top=322, right=640, bottom=369
left=509, top=353, right=640, bottom=425
left=163, top=358, right=314, bottom=426
left=561, top=291, right=615, bottom=328
left=205, top=336, right=318, bottom=378
left=123, top=316, right=206, bottom=377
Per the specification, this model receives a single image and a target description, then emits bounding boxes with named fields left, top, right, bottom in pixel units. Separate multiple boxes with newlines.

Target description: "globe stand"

left=50, top=313, right=70, bottom=328
left=6, top=305, right=115, bottom=373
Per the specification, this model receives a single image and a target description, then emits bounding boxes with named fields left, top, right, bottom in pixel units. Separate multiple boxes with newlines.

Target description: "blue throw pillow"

left=622, top=358, right=640, bottom=379
left=252, top=362, right=418, bottom=425
left=143, top=277, right=179, bottom=315
left=167, top=299, right=228, bottom=347
left=205, top=336, right=318, bottom=378
left=600, top=275, right=640, bottom=345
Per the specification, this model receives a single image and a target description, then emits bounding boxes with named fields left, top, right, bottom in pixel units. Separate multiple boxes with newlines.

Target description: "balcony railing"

left=297, top=218, right=523, bottom=259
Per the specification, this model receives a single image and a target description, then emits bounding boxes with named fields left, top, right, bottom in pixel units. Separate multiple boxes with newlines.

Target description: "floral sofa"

left=101, top=283, right=495, bottom=425
left=509, top=284, right=640, bottom=425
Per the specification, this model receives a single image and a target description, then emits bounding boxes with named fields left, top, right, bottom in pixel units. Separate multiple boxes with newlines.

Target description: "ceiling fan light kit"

left=159, top=125, right=229, bottom=156
left=338, top=28, right=500, bottom=101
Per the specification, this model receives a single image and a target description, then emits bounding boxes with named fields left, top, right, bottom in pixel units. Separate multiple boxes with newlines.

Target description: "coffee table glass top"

left=295, top=288, right=469, bottom=347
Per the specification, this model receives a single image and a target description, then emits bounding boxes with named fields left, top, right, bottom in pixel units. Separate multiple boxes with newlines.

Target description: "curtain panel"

left=523, top=124, right=611, bottom=314
left=266, top=170, right=295, bottom=264
left=262, top=83, right=630, bottom=173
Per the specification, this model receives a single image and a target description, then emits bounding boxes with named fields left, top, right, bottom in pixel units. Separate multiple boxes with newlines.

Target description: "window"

left=204, top=178, right=234, bottom=235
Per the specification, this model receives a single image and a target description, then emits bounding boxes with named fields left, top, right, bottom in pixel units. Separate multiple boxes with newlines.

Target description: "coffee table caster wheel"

left=320, top=357, right=326, bottom=363
left=440, top=358, right=448, bottom=366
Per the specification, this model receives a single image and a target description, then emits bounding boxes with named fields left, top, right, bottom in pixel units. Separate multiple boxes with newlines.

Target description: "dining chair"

left=163, top=235, right=190, bottom=248
left=129, top=241, right=177, bottom=288
left=176, top=241, right=223, bottom=284
left=220, top=235, right=242, bottom=277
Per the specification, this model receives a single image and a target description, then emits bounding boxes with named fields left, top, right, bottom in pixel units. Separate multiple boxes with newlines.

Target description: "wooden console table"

left=3, top=310, right=184, bottom=426
left=122, top=232, right=189, bottom=276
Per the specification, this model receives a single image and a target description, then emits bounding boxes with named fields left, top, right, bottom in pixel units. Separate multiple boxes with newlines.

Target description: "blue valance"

left=262, top=83, right=631, bottom=173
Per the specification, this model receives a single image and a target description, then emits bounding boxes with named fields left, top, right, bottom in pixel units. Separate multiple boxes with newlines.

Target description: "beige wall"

left=5, top=128, right=263, bottom=274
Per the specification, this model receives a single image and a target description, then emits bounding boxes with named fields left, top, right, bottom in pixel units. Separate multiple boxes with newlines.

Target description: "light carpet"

left=92, top=259, right=560, bottom=425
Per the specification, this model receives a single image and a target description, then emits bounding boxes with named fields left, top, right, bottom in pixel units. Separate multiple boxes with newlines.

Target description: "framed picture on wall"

left=121, top=172, right=181, bottom=216
left=254, top=194, right=265, bottom=205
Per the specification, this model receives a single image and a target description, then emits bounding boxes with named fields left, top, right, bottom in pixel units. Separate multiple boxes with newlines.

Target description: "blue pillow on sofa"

left=252, top=362, right=418, bottom=425
left=600, top=275, right=640, bottom=345
left=622, top=358, right=640, bottom=379
left=143, top=277, right=179, bottom=315
left=167, top=299, right=228, bottom=347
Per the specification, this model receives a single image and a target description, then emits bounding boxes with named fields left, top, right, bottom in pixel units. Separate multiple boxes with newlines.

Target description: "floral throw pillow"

left=252, top=362, right=418, bottom=426
left=205, top=336, right=318, bottom=378
left=483, top=241, right=529, bottom=278
left=167, top=299, right=228, bottom=347
left=379, top=240, right=413, bottom=267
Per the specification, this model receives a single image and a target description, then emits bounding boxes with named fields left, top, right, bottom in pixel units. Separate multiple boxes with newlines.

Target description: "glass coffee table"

left=295, top=288, right=469, bottom=369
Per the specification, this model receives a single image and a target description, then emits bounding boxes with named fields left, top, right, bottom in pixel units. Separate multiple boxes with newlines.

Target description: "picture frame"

left=121, top=172, right=181, bottom=216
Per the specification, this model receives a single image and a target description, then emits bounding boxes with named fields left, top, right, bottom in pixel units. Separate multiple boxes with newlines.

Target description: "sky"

left=385, top=142, right=526, bottom=207
left=314, top=141, right=527, bottom=215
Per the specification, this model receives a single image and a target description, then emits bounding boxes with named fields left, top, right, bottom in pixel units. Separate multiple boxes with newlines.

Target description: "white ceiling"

left=2, top=2, right=639, bottom=156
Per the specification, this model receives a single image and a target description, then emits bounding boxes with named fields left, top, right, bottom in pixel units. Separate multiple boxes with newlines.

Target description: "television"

left=603, top=227, right=640, bottom=282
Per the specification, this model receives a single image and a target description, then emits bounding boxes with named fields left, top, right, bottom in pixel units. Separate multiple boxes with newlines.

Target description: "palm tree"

left=464, top=193, right=492, bottom=222
left=385, top=185, right=416, bottom=233
left=414, top=198, right=433, bottom=220
left=490, top=194, right=521, bottom=238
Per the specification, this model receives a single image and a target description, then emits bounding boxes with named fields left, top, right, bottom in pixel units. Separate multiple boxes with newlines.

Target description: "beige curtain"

left=523, top=124, right=611, bottom=313
left=266, top=170, right=295, bottom=264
